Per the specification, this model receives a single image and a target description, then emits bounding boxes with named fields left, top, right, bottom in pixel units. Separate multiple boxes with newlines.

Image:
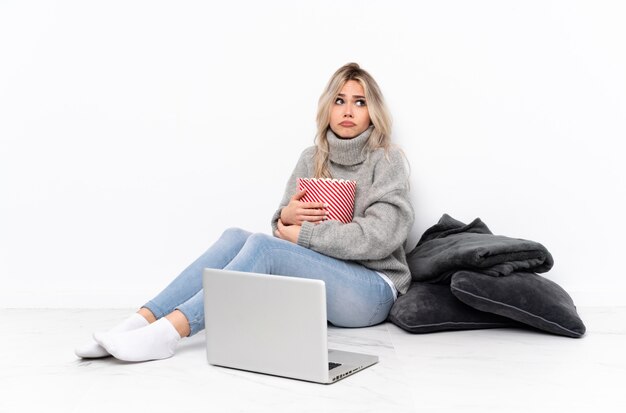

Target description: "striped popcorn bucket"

left=297, top=178, right=357, bottom=224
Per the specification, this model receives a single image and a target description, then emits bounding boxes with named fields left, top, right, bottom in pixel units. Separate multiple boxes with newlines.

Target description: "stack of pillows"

left=388, top=214, right=586, bottom=338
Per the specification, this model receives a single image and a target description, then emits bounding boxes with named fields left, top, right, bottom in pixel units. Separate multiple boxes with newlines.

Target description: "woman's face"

left=329, top=80, right=371, bottom=139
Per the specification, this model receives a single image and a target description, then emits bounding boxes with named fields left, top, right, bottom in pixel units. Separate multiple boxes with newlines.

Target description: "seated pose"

left=75, top=62, right=415, bottom=362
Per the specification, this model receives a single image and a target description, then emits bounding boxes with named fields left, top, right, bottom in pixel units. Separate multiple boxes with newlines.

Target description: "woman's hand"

left=274, top=219, right=301, bottom=244
left=280, top=189, right=328, bottom=225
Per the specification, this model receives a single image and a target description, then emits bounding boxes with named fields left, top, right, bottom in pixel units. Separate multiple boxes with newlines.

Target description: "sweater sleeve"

left=270, top=147, right=315, bottom=234
left=297, top=150, right=414, bottom=260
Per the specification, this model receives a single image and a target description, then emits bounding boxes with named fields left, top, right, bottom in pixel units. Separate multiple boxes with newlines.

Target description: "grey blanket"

left=406, top=214, right=554, bottom=283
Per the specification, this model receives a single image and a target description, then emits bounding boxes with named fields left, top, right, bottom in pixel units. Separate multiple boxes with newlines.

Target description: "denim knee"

left=242, top=232, right=275, bottom=247
left=224, top=232, right=288, bottom=274
left=241, top=233, right=277, bottom=257
left=220, top=227, right=253, bottom=244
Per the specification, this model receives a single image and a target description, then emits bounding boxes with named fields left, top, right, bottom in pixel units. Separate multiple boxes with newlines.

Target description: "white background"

left=1, top=0, right=624, bottom=308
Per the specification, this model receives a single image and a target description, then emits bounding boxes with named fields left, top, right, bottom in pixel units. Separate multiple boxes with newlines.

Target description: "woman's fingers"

left=297, top=206, right=327, bottom=221
left=281, top=195, right=326, bottom=226
left=283, top=202, right=329, bottom=225
left=275, top=219, right=286, bottom=238
left=302, top=201, right=327, bottom=210
left=300, top=214, right=327, bottom=222
left=299, top=206, right=327, bottom=215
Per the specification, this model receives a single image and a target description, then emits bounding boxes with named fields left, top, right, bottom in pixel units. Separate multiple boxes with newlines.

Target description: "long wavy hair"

left=313, top=63, right=393, bottom=178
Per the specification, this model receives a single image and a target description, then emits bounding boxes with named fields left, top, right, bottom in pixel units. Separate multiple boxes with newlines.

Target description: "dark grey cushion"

left=406, top=214, right=554, bottom=283
left=450, top=271, right=586, bottom=338
left=388, top=282, right=515, bottom=333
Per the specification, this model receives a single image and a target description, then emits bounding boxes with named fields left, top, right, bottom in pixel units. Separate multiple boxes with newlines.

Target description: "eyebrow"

left=338, top=93, right=366, bottom=99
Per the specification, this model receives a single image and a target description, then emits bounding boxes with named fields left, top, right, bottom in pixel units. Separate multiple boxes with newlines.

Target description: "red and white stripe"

left=297, top=178, right=356, bottom=224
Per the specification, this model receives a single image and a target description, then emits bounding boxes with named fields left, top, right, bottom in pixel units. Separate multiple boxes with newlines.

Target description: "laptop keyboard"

left=329, top=362, right=342, bottom=370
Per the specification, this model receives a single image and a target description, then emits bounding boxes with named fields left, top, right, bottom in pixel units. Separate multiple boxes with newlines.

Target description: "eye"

left=334, top=97, right=345, bottom=105
left=355, top=99, right=367, bottom=107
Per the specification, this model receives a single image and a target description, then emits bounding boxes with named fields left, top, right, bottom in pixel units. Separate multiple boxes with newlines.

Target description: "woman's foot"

left=93, top=318, right=182, bottom=362
left=74, top=312, right=150, bottom=358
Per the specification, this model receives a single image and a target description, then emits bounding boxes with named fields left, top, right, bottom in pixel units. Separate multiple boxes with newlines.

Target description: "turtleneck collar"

left=326, top=125, right=374, bottom=166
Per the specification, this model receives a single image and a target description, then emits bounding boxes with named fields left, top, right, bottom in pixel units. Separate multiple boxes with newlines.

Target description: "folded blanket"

left=406, top=214, right=554, bottom=283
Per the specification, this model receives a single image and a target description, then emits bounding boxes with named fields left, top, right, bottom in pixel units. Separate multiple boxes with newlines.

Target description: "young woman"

left=75, top=63, right=414, bottom=362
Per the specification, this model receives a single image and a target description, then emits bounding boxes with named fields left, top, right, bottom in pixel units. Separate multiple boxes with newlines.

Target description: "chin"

left=331, top=127, right=361, bottom=139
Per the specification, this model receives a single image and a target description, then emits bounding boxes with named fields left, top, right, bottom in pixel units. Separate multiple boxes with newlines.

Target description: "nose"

left=343, top=104, right=353, bottom=118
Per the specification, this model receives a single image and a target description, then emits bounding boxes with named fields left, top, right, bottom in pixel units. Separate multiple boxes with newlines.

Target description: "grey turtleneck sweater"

left=270, top=126, right=415, bottom=295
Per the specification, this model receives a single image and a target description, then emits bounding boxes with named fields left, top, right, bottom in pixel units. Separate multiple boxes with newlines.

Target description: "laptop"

left=202, top=268, right=379, bottom=384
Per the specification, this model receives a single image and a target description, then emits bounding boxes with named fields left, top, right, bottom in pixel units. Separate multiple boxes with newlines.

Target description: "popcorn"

left=297, top=178, right=357, bottom=224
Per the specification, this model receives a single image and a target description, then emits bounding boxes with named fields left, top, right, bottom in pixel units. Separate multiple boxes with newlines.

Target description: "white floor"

left=1, top=307, right=625, bottom=413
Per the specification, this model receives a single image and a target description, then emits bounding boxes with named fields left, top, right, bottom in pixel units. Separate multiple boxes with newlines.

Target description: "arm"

left=270, top=147, right=324, bottom=233
left=274, top=218, right=301, bottom=243
left=297, top=150, right=414, bottom=260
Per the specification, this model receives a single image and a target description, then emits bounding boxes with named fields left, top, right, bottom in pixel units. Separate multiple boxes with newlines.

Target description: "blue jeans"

left=143, top=228, right=394, bottom=336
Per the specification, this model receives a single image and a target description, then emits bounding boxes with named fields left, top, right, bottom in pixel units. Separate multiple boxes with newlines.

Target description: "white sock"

left=74, top=313, right=149, bottom=359
left=93, top=318, right=182, bottom=362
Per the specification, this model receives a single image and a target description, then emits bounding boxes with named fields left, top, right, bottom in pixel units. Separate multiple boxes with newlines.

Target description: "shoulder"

left=294, top=145, right=317, bottom=167
left=288, top=146, right=317, bottom=175
left=300, top=145, right=317, bottom=159
left=369, top=146, right=410, bottom=176
left=365, top=146, right=411, bottom=195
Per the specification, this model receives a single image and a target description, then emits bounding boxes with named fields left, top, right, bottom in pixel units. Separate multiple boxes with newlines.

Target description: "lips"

left=339, top=121, right=356, bottom=127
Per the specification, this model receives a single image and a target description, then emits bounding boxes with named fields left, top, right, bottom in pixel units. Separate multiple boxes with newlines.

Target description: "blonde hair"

left=313, top=63, right=393, bottom=178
